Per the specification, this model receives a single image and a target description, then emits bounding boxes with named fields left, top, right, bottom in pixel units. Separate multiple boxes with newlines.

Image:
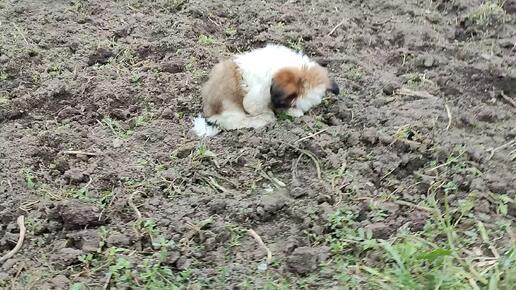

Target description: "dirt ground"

left=1, top=0, right=515, bottom=289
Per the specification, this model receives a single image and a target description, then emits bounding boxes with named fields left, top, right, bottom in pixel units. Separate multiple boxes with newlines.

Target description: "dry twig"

left=282, top=142, right=322, bottom=179
left=295, top=128, right=329, bottom=143
left=396, top=88, right=437, bottom=99
left=500, top=91, right=516, bottom=108
left=248, top=229, right=272, bottom=264
left=102, top=272, right=112, bottom=290
left=62, top=150, right=98, bottom=156
left=0, top=216, right=26, bottom=264
left=445, top=103, right=452, bottom=131
left=487, top=139, right=516, bottom=160
left=393, top=200, right=434, bottom=213
left=128, top=191, right=142, bottom=220
left=328, top=18, right=346, bottom=36
left=11, top=23, right=30, bottom=46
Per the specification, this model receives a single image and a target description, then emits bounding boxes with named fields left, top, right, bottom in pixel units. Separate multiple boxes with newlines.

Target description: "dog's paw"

left=286, top=108, right=304, bottom=118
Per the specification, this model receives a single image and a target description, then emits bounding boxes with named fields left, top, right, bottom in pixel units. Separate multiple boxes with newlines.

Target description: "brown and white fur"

left=192, top=44, right=339, bottom=137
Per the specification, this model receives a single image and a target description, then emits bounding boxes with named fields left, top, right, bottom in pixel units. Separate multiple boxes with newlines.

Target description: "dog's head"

left=270, top=64, right=339, bottom=111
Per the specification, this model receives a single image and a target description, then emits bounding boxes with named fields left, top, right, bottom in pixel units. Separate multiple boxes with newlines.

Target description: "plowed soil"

left=1, top=0, right=515, bottom=289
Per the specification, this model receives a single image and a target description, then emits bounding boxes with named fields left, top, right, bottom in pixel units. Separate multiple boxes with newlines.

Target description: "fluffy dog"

left=192, top=44, right=339, bottom=137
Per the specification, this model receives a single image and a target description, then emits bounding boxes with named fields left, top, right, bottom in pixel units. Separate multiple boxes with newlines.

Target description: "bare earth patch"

left=0, top=0, right=515, bottom=289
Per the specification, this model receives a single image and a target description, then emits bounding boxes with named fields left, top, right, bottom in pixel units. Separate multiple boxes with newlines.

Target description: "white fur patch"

left=192, top=115, right=220, bottom=138
left=295, top=85, right=326, bottom=112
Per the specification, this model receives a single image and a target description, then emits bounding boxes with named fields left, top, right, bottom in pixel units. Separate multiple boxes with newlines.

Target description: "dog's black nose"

left=328, top=80, right=340, bottom=95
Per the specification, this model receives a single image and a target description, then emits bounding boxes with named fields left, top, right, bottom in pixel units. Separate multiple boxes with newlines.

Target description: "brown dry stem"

left=0, top=216, right=26, bottom=264
left=248, top=229, right=273, bottom=264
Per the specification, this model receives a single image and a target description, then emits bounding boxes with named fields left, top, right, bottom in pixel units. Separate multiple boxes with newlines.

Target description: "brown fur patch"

left=303, top=64, right=331, bottom=89
left=201, top=60, right=244, bottom=117
left=272, top=68, right=305, bottom=97
left=271, top=64, right=332, bottom=108
left=270, top=68, right=305, bottom=108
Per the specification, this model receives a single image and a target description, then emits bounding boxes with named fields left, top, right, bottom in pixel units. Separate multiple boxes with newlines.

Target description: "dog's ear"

left=271, top=68, right=303, bottom=109
left=271, top=81, right=297, bottom=109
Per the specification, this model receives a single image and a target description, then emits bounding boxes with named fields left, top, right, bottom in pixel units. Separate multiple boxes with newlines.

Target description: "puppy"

left=192, top=44, right=339, bottom=137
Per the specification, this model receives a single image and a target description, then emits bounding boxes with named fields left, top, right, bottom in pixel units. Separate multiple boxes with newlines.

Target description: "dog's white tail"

left=191, top=115, right=220, bottom=138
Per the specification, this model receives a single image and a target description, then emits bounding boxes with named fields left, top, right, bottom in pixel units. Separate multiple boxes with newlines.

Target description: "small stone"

left=499, top=39, right=515, bottom=48
left=113, top=25, right=132, bottom=39
left=176, top=257, right=192, bottom=270
left=257, top=262, right=268, bottom=272
left=1, top=259, right=18, bottom=271
left=488, top=180, right=509, bottom=194
left=44, top=220, right=63, bottom=232
left=67, top=41, right=80, bottom=53
left=364, top=222, right=392, bottom=239
left=87, top=48, right=113, bottom=66
left=161, top=168, right=180, bottom=180
left=159, top=61, right=185, bottom=73
left=63, top=168, right=86, bottom=184
left=286, top=247, right=321, bottom=275
left=260, top=194, right=286, bottom=213
left=283, top=235, right=304, bottom=254
left=112, top=138, right=123, bottom=148
left=67, top=229, right=101, bottom=253
left=50, top=200, right=103, bottom=229
left=204, top=236, right=218, bottom=251
left=209, top=199, right=227, bottom=214
left=377, top=132, right=394, bottom=144
left=422, top=55, right=435, bottom=68
left=111, top=109, right=131, bottom=120
left=318, top=246, right=330, bottom=262
left=52, top=248, right=83, bottom=266
left=361, top=128, right=378, bottom=144
left=475, top=199, right=491, bottom=214
left=466, top=146, right=484, bottom=162
left=107, top=231, right=132, bottom=247
left=288, top=186, right=307, bottom=198
left=50, top=274, right=70, bottom=289
left=382, top=83, right=396, bottom=95
left=161, top=107, right=174, bottom=119
left=57, top=107, right=81, bottom=119
left=0, top=272, right=9, bottom=281
left=425, top=13, right=440, bottom=24
left=476, top=108, right=497, bottom=123
left=46, top=79, right=67, bottom=98
left=164, top=251, right=180, bottom=265
left=0, top=55, right=9, bottom=64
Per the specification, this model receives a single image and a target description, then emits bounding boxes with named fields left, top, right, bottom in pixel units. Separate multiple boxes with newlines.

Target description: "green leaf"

left=477, top=221, right=489, bottom=243
left=381, top=241, right=405, bottom=271
left=417, top=248, right=452, bottom=261
left=69, top=283, right=85, bottom=290
left=499, top=203, right=508, bottom=216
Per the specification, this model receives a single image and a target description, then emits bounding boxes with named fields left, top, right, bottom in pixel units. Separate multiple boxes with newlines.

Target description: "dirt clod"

left=364, top=222, right=392, bottom=239
left=63, top=168, right=87, bottom=184
left=50, top=274, right=70, bottom=289
left=417, top=54, right=436, bottom=68
left=87, top=48, right=113, bottom=66
left=52, top=248, right=83, bottom=267
left=260, top=194, right=287, bottom=213
left=1, top=0, right=514, bottom=288
left=50, top=200, right=104, bottom=229
left=1, top=259, right=18, bottom=271
left=107, top=231, right=133, bottom=247
left=67, top=229, right=101, bottom=252
left=286, top=246, right=326, bottom=275
left=160, top=61, right=185, bottom=73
